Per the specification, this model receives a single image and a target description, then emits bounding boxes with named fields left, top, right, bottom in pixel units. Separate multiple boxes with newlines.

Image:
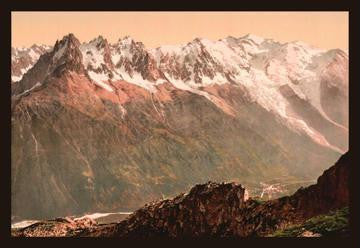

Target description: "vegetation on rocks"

left=270, top=207, right=349, bottom=237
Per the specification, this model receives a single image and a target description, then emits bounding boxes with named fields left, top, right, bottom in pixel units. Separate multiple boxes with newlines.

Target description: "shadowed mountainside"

left=12, top=152, right=349, bottom=237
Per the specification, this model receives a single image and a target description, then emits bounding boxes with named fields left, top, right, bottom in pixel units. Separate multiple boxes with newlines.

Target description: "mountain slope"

left=11, top=34, right=347, bottom=220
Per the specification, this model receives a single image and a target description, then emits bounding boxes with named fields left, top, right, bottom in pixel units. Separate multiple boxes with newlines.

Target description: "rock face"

left=290, top=151, right=350, bottom=218
left=12, top=152, right=349, bottom=237
left=107, top=182, right=247, bottom=238
left=11, top=33, right=348, bottom=221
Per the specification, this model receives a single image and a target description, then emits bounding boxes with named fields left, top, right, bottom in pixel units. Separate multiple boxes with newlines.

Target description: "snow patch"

left=117, top=69, right=157, bottom=92
left=111, top=52, right=121, bottom=65
left=87, top=71, right=114, bottom=92
left=28, top=49, right=40, bottom=62
left=74, top=212, right=133, bottom=221
left=80, top=42, right=105, bottom=69
left=11, top=220, right=39, bottom=229
left=53, top=40, right=68, bottom=62
left=243, top=34, right=265, bottom=45
left=16, top=82, right=42, bottom=97
left=164, top=72, right=209, bottom=98
left=12, top=75, right=22, bottom=82
left=20, top=65, right=32, bottom=75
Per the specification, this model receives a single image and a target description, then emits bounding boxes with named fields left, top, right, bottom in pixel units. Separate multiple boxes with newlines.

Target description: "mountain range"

left=11, top=33, right=348, bottom=221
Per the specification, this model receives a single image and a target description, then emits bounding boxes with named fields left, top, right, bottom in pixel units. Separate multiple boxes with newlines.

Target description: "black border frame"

left=1, top=1, right=358, bottom=247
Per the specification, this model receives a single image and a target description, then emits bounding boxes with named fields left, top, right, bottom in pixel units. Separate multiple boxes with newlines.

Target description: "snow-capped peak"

left=241, top=34, right=265, bottom=45
left=88, top=35, right=108, bottom=47
left=117, top=35, right=141, bottom=49
left=191, top=37, right=210, bottom=44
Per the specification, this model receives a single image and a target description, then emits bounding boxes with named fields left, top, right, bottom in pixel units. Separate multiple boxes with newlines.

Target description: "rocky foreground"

left=12, top=152, right=349, bottom=238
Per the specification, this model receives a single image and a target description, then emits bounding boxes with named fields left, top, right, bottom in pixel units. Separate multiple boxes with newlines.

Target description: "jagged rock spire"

left=51, top=33, right=84, bottom=74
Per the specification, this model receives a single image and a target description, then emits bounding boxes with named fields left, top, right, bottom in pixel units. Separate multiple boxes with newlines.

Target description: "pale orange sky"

left=12, top=12, right=348, bottom=50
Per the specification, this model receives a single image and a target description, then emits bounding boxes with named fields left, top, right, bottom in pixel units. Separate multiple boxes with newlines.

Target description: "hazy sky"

left=12, top=12, right=348, bottom=50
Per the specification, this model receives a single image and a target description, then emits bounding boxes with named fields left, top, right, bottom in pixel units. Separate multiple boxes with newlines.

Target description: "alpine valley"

left=11, top=33, right=348, bottom=224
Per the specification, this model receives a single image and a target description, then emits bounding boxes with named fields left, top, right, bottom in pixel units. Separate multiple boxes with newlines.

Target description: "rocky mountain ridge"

left=12, top=33, right=348, bottom=152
